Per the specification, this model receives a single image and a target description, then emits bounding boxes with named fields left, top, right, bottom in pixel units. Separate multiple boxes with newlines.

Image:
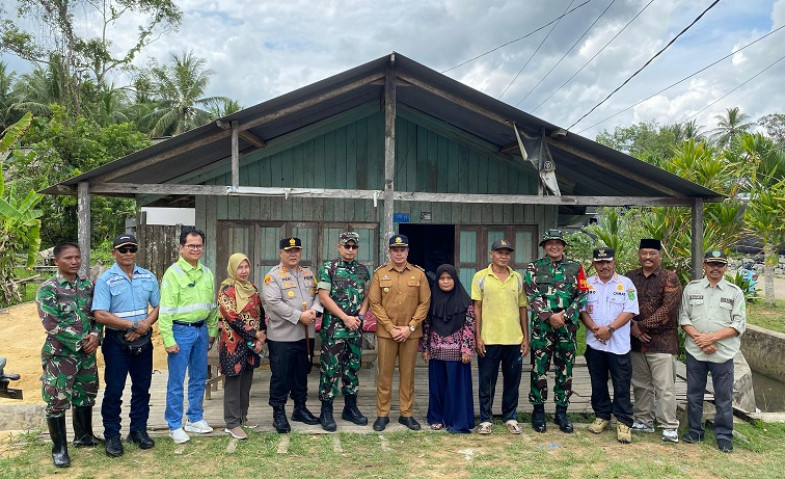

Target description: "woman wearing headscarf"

left=218, top=253, right=266, bottom=440
left=419, top=264, right=476, bottom=433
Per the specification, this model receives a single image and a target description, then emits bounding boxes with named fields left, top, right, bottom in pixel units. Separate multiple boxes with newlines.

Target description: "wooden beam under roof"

left=57, top=182, right=712, bottom=207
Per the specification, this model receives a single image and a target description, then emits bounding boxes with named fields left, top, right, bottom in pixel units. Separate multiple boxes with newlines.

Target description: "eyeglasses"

left=705, top=261, right=727, bottom=268
left=342, top=244, right=359, bottom=250
left=184, top=244, right=203, bottom=250
left=116, top=246, right=137, bottom=254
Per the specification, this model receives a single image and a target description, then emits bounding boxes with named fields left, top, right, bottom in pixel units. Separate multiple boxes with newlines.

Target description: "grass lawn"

left=746, top=299, right=785, bottom=334
left=2, top=421, right=784, bottom=479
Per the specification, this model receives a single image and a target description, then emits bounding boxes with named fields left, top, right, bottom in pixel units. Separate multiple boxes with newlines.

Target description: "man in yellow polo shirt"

left=471, top=239, right=529, bottom=435
left=159, top=228, right=219, bottom=444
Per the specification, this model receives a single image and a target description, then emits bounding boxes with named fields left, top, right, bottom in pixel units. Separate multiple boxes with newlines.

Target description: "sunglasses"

left=342, top=244, right=359, bottom=250
left=705, top=261, right=727, bottom=268
left=116, top=246, right=137, bottom=254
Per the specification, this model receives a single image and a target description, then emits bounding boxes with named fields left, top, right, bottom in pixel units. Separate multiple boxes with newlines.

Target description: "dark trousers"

left=585, top=345, right=633, bottom=426
left=427, top=359, right=475, bottom=433
left=224, top=369, right=254, bottom=428
left=477, top=344, right=522, bottom=423
left=268, top=339, right=309, bottom=407
left=686, top=353, right=734, bottom=441
left=101, top=334, right=153, bottom=438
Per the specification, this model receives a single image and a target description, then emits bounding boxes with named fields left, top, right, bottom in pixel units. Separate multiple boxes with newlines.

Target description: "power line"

left=575, top=24, right=785, bottom=133
left=684, top=52, right=785, bottom=122
left=499, top=0, right=577, bottom=100
left=516, top=0, right=616, bottom=108
left=566, top=0, right=721, bottom=130
left=441, top=0, right=592, bottom=74
left=532, top=0, right=654, bottom=113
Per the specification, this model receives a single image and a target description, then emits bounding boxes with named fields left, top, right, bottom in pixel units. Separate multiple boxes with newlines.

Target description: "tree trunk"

left=764, top=244, right=776, bottom=307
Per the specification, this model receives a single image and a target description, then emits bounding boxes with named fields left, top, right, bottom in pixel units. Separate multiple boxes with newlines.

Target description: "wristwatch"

left=409, top=324, right=416, bottom=332
left=608, top=326, right=616, bottom=335
left=358, top=314, right=365, bottom=320
left=132, top=320, right=139, bottom=330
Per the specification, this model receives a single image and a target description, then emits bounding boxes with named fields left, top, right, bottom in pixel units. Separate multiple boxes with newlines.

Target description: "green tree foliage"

left=710, top=106, right=754, bottom=149
left=758, top=113, right=785, bottom=149
left=140, top=51, right=232, bottom=136
left=0, top=0, right=182, bottom=118
left=0, top=113, right=44, bottom=306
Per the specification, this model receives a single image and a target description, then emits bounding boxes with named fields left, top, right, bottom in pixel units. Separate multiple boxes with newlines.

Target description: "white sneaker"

left=185, top=419, right=213, bottom=434
left=169, top=427, right=191, bottom=444
left=662, top=428, right=679, bottom=443
left=631, top=421, right=655, bottom=433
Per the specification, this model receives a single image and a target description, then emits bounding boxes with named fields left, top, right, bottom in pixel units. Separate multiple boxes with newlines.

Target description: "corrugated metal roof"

left=43, top=52, right=720, bottom=200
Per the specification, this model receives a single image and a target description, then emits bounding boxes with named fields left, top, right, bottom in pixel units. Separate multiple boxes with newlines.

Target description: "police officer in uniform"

left=369, top=235, right=431, bottom=431
left=263, top=237, right=322, bottom=433
left=93, top=234, right=160, bottom=457
left=524, top=230, right=589, bottom=434
left=36, top=242, right=103, bottom=468
left=316, top=232, right=371, bottom=431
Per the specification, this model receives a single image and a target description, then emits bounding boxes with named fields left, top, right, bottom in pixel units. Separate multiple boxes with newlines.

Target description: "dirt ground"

left=2, top=276, right=784, bottom=406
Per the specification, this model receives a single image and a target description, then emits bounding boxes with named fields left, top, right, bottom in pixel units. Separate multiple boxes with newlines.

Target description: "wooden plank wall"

left=135, top=223, right=182, bottom=280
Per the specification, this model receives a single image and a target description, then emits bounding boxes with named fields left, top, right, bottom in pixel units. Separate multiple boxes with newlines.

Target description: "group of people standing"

left=35, top=227, right=745, bottom=468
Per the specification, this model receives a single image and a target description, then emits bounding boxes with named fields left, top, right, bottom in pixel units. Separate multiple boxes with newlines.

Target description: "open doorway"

left=398, top=224, right=455, bottom=287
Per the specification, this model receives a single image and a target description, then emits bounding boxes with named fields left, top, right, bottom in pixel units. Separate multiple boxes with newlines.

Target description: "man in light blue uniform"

left=93, top=234, right=160, bottom=457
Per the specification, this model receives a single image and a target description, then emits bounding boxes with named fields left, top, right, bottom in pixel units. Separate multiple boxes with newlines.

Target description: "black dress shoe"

left=105, top=436, right=124, bottom=457
left=398, top=416, right=421, bottom=431
left=127, top=430, right=155, bottom=449
left=372, top=416, right=389, bottom=431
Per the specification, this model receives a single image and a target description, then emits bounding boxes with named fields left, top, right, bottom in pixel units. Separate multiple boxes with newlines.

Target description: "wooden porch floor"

left=92, top=355, right=698, bottom=436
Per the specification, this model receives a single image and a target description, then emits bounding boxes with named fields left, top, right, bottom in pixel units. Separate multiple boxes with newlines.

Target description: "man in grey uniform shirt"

left=263, top=237, right=323, bottom=433
left=679, top=250, right=745, bottom=453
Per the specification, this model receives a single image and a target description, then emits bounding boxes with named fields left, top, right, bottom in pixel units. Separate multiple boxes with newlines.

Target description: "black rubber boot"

left=531, top=404, right=547, bottom=433
left=554, top=405, right=574, bottom=433
left=72, top=406, right=103, bottom=447
left=47, top=416, right=71, bottom=468
left=319, top=400, right=337, bottom=432
left=341, top=394, right=368, bottom=425
left=291, top=403, right=320, bottom=425
left=272, top=405, right=291, bottom=433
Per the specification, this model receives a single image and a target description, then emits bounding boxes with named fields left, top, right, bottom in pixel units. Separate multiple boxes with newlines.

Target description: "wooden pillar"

left=231, top=120, right=239, bottom=188
left=78, top=182, right=91, bottom=277
left=691, top=197, right=704, bottom=280
left=382, top=54, right=397, bottom=262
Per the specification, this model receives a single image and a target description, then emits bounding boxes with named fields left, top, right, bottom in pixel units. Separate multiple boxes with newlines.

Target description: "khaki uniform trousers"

left=376, top=335, right=419, bottom=417
left=630, top=351, right=679, bottom=429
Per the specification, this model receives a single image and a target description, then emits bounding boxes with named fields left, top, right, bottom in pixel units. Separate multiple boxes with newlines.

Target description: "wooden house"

left=43, top=53, right=721, bottom=284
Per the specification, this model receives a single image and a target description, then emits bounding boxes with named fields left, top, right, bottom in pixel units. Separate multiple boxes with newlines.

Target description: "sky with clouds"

left=3, top=0, right=784, bottom=140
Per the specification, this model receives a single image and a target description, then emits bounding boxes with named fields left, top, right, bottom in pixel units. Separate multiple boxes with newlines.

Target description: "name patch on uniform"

left=689, top=294, right=703, bottom=300
left=721, top=297, right=734, bottom=305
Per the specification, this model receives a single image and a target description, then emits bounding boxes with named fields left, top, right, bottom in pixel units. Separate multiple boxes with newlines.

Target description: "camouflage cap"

left=539, top=229, right=567, bottom=246
left=338, top=232, right=360, bottom=245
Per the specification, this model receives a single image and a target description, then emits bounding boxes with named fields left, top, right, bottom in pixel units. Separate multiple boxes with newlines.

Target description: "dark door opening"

left=398, top=224, right=455, bottom=287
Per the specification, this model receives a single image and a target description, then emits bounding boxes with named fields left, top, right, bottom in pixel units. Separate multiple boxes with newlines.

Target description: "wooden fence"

left=135, top=223, right=182, bottom=280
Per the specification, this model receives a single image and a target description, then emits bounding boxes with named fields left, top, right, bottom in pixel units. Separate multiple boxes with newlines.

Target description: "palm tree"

left=140, top=51, right=231, bottom=136
left=710, top=107, right=754, bottom=149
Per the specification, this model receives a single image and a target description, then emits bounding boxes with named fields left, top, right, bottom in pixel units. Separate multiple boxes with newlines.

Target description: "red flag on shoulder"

left=577, top=265, right=589, bottom=291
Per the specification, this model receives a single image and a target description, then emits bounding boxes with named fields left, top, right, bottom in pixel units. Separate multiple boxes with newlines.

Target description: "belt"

left=173, top=320, right=205, bottom=327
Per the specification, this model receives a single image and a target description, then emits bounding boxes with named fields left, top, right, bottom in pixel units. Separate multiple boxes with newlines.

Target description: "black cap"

left=592, top=247, right=615, bottom=262
left=280, top=237, right=302, bottom=250
left=389, top=235, right=409, bottom=247
left=639, top=239, right=661, bottom=250
left=491, top=239, right=514, bottom=251
left=704, top=250, right=728, bottom=264
left=113, top=234, right=138, bottom=249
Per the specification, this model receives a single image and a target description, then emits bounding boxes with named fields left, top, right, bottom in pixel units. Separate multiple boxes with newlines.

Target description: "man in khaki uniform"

left=369, top=235, right=431, bottom=431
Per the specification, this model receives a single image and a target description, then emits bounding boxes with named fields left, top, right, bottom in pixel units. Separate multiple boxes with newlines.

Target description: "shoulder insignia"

left=374, top=263, right=389, bottom=272
left=264, top=275, right=272, bottom=284
left=412, top=264, right=425, bottom=272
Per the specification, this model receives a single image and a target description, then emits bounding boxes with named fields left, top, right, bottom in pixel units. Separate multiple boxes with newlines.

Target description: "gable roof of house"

left=43, top=52, right=721, bottom=202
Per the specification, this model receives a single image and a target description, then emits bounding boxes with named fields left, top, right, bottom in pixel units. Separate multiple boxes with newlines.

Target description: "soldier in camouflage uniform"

left=316, top=232, right=371, bottom=431
left=524, top=230, right=588, bottom=434
left=36, top=242, right=103, bottom=468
